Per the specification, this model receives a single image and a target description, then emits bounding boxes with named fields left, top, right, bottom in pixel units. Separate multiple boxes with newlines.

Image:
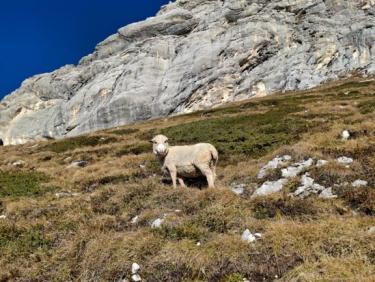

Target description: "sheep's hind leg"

left=195, top=164, right=215, bottom=188
left=178, top=178, right=186, bottom=188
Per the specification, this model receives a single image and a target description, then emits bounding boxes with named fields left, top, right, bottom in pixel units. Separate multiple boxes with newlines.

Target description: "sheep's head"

left=151, top=135, right=169, bottom=157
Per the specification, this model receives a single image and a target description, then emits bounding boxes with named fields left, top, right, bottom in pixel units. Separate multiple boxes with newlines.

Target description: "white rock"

left=368, top=227, right=375, bottom=234
left=352, top=180, right=368, bottom=188
left=316, top=160, right=328, bottom=167
left=337, top=157, right=354, bottom=165
left=151, top=218, right=164, bottom=228
left=67, top=160, right=88, bottom=169
left=132, top=263, right=140, bottom=274
left=55, top=192, right=74, bottom=198
left=257, top=155, right=291, bottom=179
left=0, top=215, right=7, bottom=219
left=319, top=187, right=337, bottom=199
left=253, top=179, right=287, bottom=197
left=131, top=274, right=142, bottom=282
left=231, top=183, right=246, bottom=195
left=131, top=216, right=139, bottom=224
left=341, top=130, right=350, bottom=141
left=281, top=158, right=314, bottom=178
left=294, top=174, right=326, bottom=198
left=241, top=229, right=256, bottom=243
left=12, top=160, right=26, bottom=168
left=196, top=242, right=201, bottom=246
left=254, top=233, right=262, bottom=238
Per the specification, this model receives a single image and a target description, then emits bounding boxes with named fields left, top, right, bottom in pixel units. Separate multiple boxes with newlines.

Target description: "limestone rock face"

left=1, top=0, right=375, bottom=144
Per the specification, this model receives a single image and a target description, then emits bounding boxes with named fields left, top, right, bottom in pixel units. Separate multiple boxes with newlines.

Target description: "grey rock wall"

left=1, top=0, right=375, bottom=144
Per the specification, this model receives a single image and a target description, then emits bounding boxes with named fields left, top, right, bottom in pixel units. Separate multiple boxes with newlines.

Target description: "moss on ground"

left=45, top=135, right=117, bottom=153
left=0, top=171, right=50, bottom=198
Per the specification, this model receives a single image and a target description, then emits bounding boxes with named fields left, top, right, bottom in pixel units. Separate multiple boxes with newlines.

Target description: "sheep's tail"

left=210, top=146, right=219, bottom=167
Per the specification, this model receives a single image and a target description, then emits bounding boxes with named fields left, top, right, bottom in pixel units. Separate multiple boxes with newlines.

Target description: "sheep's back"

left=166, top=143, right=215, bottom=165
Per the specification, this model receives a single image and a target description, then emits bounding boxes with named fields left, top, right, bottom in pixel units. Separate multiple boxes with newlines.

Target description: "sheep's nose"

left=156, top=144, right=166, bottom=153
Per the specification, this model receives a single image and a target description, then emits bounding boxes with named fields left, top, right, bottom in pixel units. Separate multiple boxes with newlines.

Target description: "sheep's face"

left=151, top=135, right=169, bottom=157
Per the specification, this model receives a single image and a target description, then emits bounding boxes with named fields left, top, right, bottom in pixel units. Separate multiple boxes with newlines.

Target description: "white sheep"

left=151, top=135, right=218, bottom=188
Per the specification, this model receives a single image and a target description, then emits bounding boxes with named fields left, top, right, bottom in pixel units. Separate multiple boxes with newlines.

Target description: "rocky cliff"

left=1, top=0, right=375, bottom=145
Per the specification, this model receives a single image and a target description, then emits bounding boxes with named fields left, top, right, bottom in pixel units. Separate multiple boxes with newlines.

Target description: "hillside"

left=1, top=0, right=375, bottom=145
left=0, top=78, right=374, bottom=281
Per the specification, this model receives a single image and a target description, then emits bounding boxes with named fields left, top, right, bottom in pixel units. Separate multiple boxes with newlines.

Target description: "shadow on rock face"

left=0, top=139, right=3, bottom=146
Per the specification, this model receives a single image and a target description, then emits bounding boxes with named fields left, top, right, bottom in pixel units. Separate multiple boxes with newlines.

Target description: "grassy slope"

left=0, top=78, right=375, bottom=281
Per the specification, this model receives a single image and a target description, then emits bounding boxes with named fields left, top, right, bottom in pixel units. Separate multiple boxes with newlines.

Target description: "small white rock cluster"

left=253, top=155, right=365, bottom=199
left=254, top=156, right=316, bottom=197
left=294, top=173, right=336, bottom=199
left=257, top=155, right=292, bottom=179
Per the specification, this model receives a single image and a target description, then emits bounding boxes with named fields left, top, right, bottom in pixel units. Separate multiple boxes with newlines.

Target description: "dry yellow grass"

left=0, top=77, right=374, bottom=281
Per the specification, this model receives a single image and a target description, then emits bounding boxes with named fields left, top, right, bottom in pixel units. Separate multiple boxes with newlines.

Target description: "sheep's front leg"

left=178, top=178, right=186, bottom=188
left=168, top=167, right=178, bottom=189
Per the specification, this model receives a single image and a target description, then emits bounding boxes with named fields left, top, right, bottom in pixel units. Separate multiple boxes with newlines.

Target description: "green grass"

left=251, top=197, right=319, bottom=219
left=45, top=135, right=118, bottom=153
left=161, top=104, right=314, bottom=163
left=0, top=171, right=50, bottom=198
left=0, top=223, right=51, bottom=256
left=358, top=100, right=375, bottom=114
left=109, top=128, right=139, bottom=136
left=115, top=142, right=150, bottom=157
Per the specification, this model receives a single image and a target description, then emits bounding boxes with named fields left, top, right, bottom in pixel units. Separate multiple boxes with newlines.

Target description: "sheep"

left=151, top=135, right=218, bottom=189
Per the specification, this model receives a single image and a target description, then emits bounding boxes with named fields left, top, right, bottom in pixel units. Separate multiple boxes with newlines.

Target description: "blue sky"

left=0, top=0, right=171, bottom=99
